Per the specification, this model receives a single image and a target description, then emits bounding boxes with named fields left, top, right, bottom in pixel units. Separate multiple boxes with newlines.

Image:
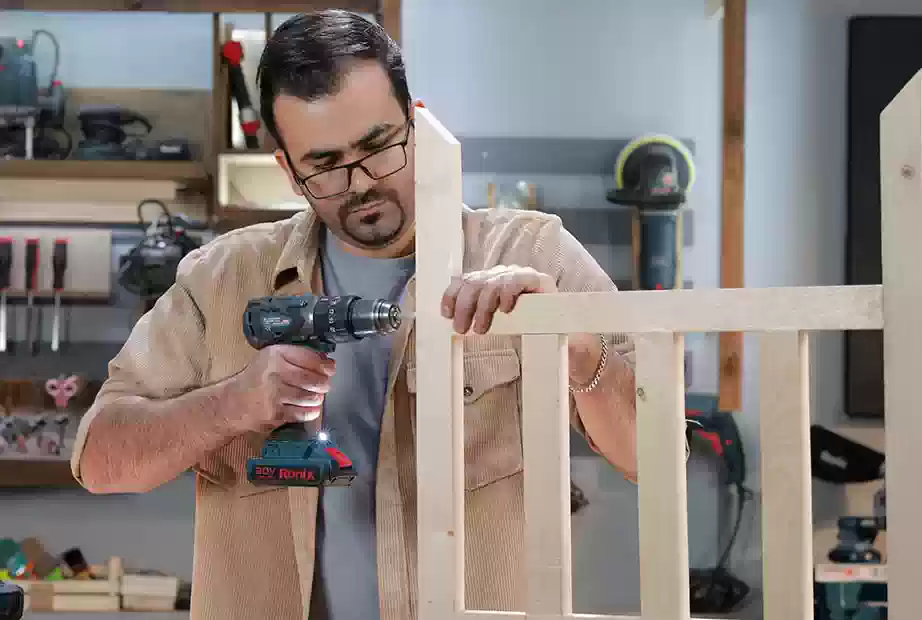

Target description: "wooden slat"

left=719, top=0, right=747, bottom=412
left=635, top=333, right=690, bottom=620
left=414, top=106, right=465, bottom=620
left=521, top=335, right=572, bottom=617
left=487, top=285, right=883, bottom=336
left=461, top=613, right=728, bottom=620
left=464, top=611, right=724, bottom=620
left=759, top=332, right=812, bottom=620
left=879, top=68, right=922, bottom=620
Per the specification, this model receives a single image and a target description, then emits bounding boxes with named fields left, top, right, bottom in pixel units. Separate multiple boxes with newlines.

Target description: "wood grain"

left=413, top=106, right=465, bottom=620
left=719, top=0, right=746, bottom=411
left=879, top=67, right=922, bottom=620
left=487, top=285, right=883, bottom=336
left=521, top=335, right=572, bottom=616
left=759, top=332, right=813, bottom=620
left=635, top=333, right=690, bottom=620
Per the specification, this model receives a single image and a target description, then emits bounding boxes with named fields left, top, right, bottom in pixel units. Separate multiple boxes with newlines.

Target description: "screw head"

left=901, top=165, right=915, bottom=179
left=636, top=387, right=646, bottom=400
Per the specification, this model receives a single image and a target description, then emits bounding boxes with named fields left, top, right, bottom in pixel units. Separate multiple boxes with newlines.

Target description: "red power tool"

left=221, top=40, right=260, bottom=149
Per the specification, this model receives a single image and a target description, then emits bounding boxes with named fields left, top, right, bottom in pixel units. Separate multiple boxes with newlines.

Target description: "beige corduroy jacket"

left=70, top=206, right=634, bottom=620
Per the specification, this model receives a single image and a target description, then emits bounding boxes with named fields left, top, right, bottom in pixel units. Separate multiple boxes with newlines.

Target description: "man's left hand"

left=441, top=265, right=557, bottom=335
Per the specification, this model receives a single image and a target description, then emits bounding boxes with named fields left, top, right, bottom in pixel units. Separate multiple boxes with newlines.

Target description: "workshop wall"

left=1, top=0, right=912, bottom=615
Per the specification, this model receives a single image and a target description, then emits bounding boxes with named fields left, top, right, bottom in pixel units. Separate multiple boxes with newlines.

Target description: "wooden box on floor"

left=120, top=574, right=181, bottom=611
left=19, top=557, right=121, bottom=613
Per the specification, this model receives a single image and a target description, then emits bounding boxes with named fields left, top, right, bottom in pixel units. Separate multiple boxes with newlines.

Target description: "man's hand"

left=441, top=265, right=556, bottom=334
left=224, top=344, right=336, bottom=433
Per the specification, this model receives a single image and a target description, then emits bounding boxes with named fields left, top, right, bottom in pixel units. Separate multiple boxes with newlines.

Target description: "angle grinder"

left=607, top=135, right=696, bottom=291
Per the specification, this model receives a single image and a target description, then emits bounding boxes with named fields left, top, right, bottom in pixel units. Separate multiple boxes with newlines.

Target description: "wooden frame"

left=718, top=0, right=746, bottom=411
left=412, top=69, right=922, bottom=619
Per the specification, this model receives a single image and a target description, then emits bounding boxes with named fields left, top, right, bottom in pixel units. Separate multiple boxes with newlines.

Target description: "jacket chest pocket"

left=407, top=348, right=524, bottom=491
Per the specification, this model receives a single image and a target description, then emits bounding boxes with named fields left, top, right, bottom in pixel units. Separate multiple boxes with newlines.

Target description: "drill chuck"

left=243, top=293, right=402, bottom=351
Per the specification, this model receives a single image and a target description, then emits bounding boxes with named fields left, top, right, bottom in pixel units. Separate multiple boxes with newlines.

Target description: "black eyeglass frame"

left=282, top=119, right=415, bottom=200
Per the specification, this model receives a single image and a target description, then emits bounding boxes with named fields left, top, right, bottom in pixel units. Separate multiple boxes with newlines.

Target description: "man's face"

left=274, top=60, right=415, bottom=257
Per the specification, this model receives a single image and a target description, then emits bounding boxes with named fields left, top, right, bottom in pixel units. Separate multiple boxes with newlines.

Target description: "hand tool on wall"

left=221, top=40, right=260, bottom=149
left=0, top=238, right=11, bottom=354
left=242, top=293, right=403, bottom=487
left=607, top=135, right=696, bottom=291
left=23, top=238, right=39, bottom=355
left=50, top=238, right=68, bottom=353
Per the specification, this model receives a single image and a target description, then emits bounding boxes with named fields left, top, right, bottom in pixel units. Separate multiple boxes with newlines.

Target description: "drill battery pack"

left=246, top=433, right=356, bottom=488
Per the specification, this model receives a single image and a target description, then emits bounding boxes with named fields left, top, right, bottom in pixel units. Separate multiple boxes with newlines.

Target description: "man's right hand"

left=225, top=345, right=336, bottom=433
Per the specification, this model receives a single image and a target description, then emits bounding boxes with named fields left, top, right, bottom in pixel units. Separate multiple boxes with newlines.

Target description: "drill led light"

left=317, top=431, right=329, bottom=442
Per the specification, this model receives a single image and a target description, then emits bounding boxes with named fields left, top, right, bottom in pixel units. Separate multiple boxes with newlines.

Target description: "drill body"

left=243, top=293, right=403, bottom=487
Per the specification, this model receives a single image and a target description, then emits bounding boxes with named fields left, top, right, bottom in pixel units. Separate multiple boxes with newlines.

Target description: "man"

left=70, top=10, right=638, bottom=620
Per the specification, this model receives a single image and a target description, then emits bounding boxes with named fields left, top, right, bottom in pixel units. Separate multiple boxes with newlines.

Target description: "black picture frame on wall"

left=846, top=16, right=922, bottom=418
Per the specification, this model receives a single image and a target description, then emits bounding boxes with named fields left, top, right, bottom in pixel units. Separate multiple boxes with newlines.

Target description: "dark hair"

left=257, top=10, right=410, bottom=148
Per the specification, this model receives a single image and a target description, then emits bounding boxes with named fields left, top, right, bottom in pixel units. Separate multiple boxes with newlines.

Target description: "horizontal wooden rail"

left=461, top=612, right=727, bottom=620
left=487, top=285, right=883, bottom=335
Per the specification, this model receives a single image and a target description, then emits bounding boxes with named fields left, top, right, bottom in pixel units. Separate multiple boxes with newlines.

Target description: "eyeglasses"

left=285, top=120, right=414, bottom=200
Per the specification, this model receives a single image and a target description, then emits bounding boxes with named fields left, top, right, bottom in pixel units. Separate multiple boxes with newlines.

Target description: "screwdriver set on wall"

left=0, top=229, right=112, bottom=356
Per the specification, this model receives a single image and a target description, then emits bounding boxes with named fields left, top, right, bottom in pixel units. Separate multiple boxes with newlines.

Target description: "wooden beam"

left=380, top=0, right=402, bottom=44
left=414, top=106, right=465, bottom=620
left=718, top=0, right=746, bottom=411
left=879, top=67, right=922, bottom=620
left=486, top=286, right=883, bottom=336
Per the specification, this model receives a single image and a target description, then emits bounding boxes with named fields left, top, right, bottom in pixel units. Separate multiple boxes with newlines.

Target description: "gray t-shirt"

left=309, top=229, right=415, bottom=620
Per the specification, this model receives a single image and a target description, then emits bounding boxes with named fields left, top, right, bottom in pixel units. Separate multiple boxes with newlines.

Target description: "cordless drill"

left=242, top=293, right=404, bottom=487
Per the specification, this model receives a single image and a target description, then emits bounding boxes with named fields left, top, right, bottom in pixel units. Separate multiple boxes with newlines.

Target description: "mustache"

left=340, top=188, right=400, bottom=214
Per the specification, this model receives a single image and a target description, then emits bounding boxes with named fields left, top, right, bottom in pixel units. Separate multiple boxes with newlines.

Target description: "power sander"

left=607, top=135, right=696, bottom=290
left=242, top=293, right=403, bottom=487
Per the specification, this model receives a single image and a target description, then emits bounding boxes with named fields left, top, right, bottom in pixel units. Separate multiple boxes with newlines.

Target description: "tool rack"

left=0, top=1, right=402, bottom=228
left=0, top=3, right=401, bottom=489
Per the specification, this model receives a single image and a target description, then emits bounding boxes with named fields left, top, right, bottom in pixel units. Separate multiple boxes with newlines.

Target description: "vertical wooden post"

left=521, top=335, right=572, bottom=616
left=413, top=106, right=465, bottom=620
left=635, top=332, right=690, bottom=620
left=759, top=331, right=812, bottom=620
left=879, top=68, right=922, bottom=620
left=380, top=0, right=402, bottom=44
left=719, top=0, right=746, bottom=411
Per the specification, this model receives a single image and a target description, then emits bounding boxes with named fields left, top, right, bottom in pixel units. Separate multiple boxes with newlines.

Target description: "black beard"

left=337, top=188, right=406, bottom=247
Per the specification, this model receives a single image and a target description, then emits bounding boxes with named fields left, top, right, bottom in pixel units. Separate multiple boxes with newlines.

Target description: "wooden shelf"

left=0, top=160, right=208, bottom=184
left=2, top=0, right=377, bottom=12
left=212, top=205, right=300, bottom=232
left=3, top=291, right=112, bottom=305
left=0, top=459, right=80, bottom=489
